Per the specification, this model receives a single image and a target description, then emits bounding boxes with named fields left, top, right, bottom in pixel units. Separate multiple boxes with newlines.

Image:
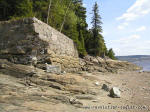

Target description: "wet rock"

left=110, top=87, right=121, bottom=98
left=102, top=84, right=110, bottom=92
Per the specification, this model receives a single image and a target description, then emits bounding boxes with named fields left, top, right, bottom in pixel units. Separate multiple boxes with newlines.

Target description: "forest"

left=0, top=0, right=115, bottom=59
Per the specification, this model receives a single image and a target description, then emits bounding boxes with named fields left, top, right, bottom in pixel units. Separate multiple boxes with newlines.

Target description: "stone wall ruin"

left=0, top=17, right=80, bottom=72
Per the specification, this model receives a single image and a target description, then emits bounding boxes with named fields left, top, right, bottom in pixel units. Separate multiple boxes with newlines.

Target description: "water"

left=133, top=60, right=150, bottom=71
left=117, top=55, right=150, bottom=72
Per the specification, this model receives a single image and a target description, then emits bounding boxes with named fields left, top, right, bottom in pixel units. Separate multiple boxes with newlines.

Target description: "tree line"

left=0, top=0, right=116, bottom=59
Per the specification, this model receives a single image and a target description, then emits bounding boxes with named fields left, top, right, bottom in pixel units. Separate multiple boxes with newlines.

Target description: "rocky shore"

left=0, top=18, right=147, bottom=112
left=0, top=58, right=149, bottom=112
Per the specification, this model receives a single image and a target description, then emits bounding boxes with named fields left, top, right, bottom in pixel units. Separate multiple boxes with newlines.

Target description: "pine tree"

left=14, top=0, right=33, bottom=18
left=0, top=0, right=116, bottom=60
left=108, top=48, right=116, bottom=60
left=0, top=0, right=33, bottom=20
left=74, top=0, right=87, bottom=56
left=0, top=0, right=9, bottom=20
left=89, top=2, right=105, bottom=56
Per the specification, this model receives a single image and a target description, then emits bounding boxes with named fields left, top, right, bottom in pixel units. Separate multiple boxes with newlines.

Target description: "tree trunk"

left=60, top=1, right=72, bottom=32
left=47, top=0, right=52, bottom=24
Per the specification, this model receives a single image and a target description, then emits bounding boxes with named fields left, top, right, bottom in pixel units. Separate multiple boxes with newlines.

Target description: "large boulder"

left=109, top=87, right=121, bottom=98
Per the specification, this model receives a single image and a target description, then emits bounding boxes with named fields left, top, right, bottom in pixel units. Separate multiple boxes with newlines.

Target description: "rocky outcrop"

left=0, top=17, right=79, bottom=72
left=0, top=61, right=149, bottom=112
left=0, top=60, right=105, bottom=112
left=80, top=55, right=141, bottom=73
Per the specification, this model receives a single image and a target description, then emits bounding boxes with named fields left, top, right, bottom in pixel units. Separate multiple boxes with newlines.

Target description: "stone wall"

left=0, top=17, right=80, bottom=72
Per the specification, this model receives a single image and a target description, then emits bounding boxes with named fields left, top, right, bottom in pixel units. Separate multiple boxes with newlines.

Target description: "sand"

left=83, top=71, right=150, bottom=112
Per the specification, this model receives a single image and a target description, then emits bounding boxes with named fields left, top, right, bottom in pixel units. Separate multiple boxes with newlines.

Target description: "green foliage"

left=88, top=2, right=107, bottom=57
left=108, top=48, right=116, bottom=60
left=77, top=30, right=87, bottom=57
left=0, top=0, right=116, bottom=59
left=0, top=0, right=33, bottom=20
left=74, top=0, right=87, bottom=56
left=14, top=0, right=33, bottom=17
left=91, top=2, right=102, bottom=33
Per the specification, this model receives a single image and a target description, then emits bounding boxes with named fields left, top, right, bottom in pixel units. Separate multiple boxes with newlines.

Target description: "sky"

left=83, top=0, right=150, bottom=56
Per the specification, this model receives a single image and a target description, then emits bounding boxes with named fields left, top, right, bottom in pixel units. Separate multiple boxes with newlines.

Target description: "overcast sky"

left=83, top=0, right=150, bottom=56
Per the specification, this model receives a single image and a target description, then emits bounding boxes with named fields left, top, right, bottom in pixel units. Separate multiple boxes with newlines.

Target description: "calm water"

left=133, top=60, right=150, bottom=71
left=117, top=56, right=150, bottom=72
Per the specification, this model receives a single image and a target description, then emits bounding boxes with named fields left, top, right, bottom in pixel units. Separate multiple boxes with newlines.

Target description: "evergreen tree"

left=0, top=0, right=33, bottom=20
left=14, top=0, right=33, bottom=18
left=108, top=48, right=116, bottom=60
left=73, top=0, right=87, bottom=56
left=0, top=0, right=9, bottom=20
left=0, top=0, right=116, bottom=60
left=77, top=30, right=87, bottom=57
left=89, top=2, right=107, bottom=56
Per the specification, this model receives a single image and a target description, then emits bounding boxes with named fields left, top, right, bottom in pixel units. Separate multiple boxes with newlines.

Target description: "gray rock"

left=102, top=84, right=109, bottom=92
left=139, top=70, right=143, bottom=73
left=45, top=63, right=61, bottom=74
left=110, top=87, right=121, bottom=98
left=69, top=98, right=83, bottom=105
left=30, top=56, right=37, bottom=66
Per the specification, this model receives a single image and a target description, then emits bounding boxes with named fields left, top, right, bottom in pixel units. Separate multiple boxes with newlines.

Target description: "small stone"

left=139, top=70, right=143, bottom=73
left=30, top=56, right=37, bottom=65
left=95, top=81, right=100, bottom=86
left=69, top=98, right=83, bottom=105
left=0, top=64, right=6, bottom=69
left=69, top=98, right=76, bottom=104
left=92, top=100, right=98, bottom=102
left=102, top=84, right=109, bottom=92
left=110, top=87, right=121, bottom=98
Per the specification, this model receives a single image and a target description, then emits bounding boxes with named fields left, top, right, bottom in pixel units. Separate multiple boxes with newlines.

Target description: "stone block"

left=45, top=63, right=61, bottom=74
left=0, top=18, right=81, bottom=72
